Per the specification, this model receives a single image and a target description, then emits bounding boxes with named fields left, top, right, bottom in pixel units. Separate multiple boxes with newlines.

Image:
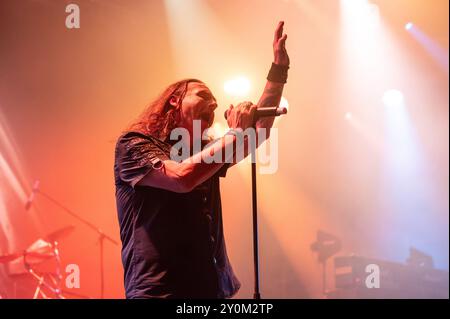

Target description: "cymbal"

left=23, top=239, right=55, bottom=264
left=0, top=226, right=75, bottom=265
left=0, top=252, right=21, bottom=264
left=45, top=225, right=75, bottom=243
left=25, top=251, right=55, bottom=260
left=0, top=251, right=51, bottom=265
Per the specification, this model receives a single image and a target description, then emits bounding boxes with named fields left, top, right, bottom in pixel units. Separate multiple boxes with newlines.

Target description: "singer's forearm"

left=136, top=134, right=238, bottom=192
left=255, top=81, right=285, bottom=137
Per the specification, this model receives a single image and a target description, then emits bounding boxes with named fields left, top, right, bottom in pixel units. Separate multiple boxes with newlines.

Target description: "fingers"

left=280, top=34, right=287, bottom=47
left=247, top=104, right=257, bottom=126
left=242, top=101, right=253, bottom=109
left=242, top=103, right=257, bottom=118
left=227, top=102, right=257, bottom=129
left=226, top=104, right=234, bottom=119
left=274, top=21, right=284, bottom=43
left=249, top=104, right=257, bottom=117
left=235, top=101, right=252, bottom=110
left=232, top=102, right=255, bottom=113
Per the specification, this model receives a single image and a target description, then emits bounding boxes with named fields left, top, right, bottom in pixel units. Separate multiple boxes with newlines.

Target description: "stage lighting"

left=311, top=230, right=342, bottom=263
left=207, top=122, right=227, bottom=139
left=280, top=96, right=289, bottom=111
left=407, top=247, right=434, bottom=269
left=224, top=76, right=250, bottom=97
left=406, top=22, right=448, bottom=72
left=382, top=89, right=404, bottom=108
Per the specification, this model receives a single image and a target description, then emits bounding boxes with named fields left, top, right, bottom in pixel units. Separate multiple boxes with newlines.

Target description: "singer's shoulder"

left=115, top=131, right=171, bottom=153
left=118, top=130, right=150, bottom=140
left=117, top=131, right=161, bottom=144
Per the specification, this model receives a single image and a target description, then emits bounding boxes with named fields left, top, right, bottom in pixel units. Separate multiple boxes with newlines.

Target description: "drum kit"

left=0, top=226, right=90, bottom=299
left=0, top=181, right=117, bottom=299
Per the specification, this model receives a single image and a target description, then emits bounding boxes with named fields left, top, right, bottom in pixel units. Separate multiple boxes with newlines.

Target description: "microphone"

left=25, top=180, right=40, bottom=211
left=224, top=106, right=287, bottom=120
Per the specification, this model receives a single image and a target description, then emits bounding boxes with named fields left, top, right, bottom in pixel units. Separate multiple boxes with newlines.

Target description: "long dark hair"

left=127, top=78, right=203, bottom=142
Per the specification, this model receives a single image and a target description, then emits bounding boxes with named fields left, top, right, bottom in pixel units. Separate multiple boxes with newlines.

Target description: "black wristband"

left=267, top=63, right=289, bottom=84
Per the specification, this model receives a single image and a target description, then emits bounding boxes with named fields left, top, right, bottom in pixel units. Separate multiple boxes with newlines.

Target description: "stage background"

left=0, top=0, right=448, bottom=298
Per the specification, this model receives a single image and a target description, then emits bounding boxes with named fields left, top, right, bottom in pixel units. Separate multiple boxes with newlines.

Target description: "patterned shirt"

left=114, top=131, right=240, bottom=298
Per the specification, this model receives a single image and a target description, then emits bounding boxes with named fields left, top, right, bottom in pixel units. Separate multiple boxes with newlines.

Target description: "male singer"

left=114, top=21, right=290, bottom=298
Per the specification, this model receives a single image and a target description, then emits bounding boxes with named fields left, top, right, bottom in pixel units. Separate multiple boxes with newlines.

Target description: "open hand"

left=273, top=21, right=290, bottom=67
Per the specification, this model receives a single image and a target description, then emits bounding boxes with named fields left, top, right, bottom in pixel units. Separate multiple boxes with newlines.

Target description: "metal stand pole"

left=34, top=189, right=118, bottom=298
left=98, top=232, right=105, bottom=299
left=251, top=160, right=261, bottom=299
left=250, top=126, right=261, bottom=300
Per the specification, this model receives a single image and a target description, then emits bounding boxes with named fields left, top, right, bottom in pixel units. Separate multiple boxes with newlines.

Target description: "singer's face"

left=178, top=82, right=218, bottom=135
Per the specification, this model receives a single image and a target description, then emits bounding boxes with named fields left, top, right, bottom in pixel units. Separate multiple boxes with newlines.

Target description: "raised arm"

left=256, top=21, right=290, bottom=136
left=226, top=21, right=290, bottom=165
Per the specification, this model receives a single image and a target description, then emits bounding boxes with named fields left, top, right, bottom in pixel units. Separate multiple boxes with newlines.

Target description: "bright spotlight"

left=224, top=76, right=250, bottom=97
left=280, top=96, right=289, bottom=111
left=345, top=112, right=352, bottom=120
left=406, top=23, right=448, bottom=72
left=208, top=122, right=227, bottom=138
left=405, top=22, right=414, bottom=31
left=383, top=89, right=404, bottom=108
left=340, top=0, right=381, bottom=31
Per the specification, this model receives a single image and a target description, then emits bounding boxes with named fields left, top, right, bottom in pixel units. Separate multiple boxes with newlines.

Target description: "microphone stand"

left=237, top=109, right=286, bottom=300
left=32, top=189, right=118, bottom=299
left=251, top=134, right=261, bottom=300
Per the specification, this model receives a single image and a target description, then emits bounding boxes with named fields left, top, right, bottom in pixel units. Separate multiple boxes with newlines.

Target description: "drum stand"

left=24, top=241, right=63, bottom=299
